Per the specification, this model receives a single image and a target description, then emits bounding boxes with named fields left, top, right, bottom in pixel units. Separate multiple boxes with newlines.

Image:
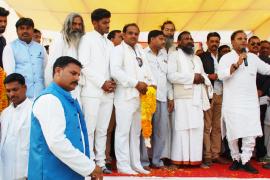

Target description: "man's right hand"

left=135, top=81, right=148, bottom=95
left=102, top=80, right=116, bottom=93
left=193, top=73, right=204, bottom=84
left=208, top=73, right=218, bottom=81
left=237, top=52, right=247, bottom=65
left=90, top=165, right=103, bottom=180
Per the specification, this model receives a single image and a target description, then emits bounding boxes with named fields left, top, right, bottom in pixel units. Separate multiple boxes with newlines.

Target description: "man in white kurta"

left=0, top=73, right=32, bottom=180
left=168, top=31, right=211, bottom=166
left=78, top=8, right=115, bottom=174
left=110, top=23, right=156, bottom=174
left=218, top=30, right=270, bottom=174
left=45, top=13, right=85, bottom=102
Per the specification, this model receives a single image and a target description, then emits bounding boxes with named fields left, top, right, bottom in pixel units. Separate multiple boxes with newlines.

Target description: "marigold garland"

left=0, top=67, right=8, bottom=112
left=140, top=86, right=156, bottom=148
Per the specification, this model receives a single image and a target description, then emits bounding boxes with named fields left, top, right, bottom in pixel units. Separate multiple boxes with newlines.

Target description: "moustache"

left=71, top=81, right=78, bottom=86
left=22, top=33, right=30, bottom=36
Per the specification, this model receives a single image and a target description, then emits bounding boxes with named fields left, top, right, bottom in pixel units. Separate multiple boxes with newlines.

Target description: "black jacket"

left=256, top=55, right=270, bottom=96
left=199, top=51, right=215, bottom=85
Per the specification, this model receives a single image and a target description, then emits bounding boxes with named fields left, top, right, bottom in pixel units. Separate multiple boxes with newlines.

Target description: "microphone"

left=241, top=48, right=248, bottom=66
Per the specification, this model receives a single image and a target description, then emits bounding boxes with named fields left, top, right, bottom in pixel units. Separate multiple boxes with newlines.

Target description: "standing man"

left=32, top=28, right=42, bottom=44
left=107, top=30, right=122, bottom=46
left=28, top=56, right=102, bottom=180
left=105, top=29, right=122, bottom=168
left=141, top=30, right=173, bottom=169
left=0, top=73, right=32, bottom=180
left=248, top=36, right=261, bottom=55
left=256, top=40, right=270, bottom=162
left=45, top=12, right=85, bottom=103
left=78, top=8, right=115, bottom=174
left=168, top=31, right=212, bottom=167
left=2, top=17, right=47, bottom=100
left=218, top=30, right=270, bottom=174
left=110, top=23, right=156, bottom=174
left=199, top=32, right=228, bottom=166
left=161, top=20, right=177, bottom=54
left=0, top=7, right=9, bottom=68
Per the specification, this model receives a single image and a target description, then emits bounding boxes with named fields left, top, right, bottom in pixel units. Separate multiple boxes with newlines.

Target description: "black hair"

left=107, top=30, right=121, bottom=40
left=15, top=17, right=34, bottom=29
left=177, top=31, right=191, bottom=41
left=91, top=8, right=111, bottom=22
left=261, top=40, right=270, bottom=45
left=34, top=28, right=41, bottom=34
left=160, top=20, right=175, bottom=31
left=248, top=35, right=260, bottom=43
left=0, top=7, right=9, bottom=16
left=4, top=73, right=25, bottom=85
left=218, top=45, right=230, bottom=54
left=122, top=23, right=140, bottom=33
left=207, top=32, right=221, bottom=41
left=231, top=30, right=245, bottom=41
left=148, top=30, right=164, bottom=44
left=53, top=56, right=83, bottom=76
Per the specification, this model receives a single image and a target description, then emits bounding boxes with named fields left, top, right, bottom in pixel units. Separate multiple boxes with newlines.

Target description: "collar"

left=93, top=30, right=106, bottom=39
left=12, top=98, right=30, bottom=110
left=50, top=82, right=75, bottom=103
left=17, top=38, right=34, bottom=47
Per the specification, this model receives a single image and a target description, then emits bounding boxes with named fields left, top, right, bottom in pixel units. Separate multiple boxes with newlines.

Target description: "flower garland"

left=140, top=86, right=156, bottom=148
left=0, top=67, right=8, bottom=112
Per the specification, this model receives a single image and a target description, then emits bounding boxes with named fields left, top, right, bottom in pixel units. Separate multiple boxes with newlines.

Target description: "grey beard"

left=165, top=36, right=174, bottom=50
left=67, top=31, right=83, bottom=48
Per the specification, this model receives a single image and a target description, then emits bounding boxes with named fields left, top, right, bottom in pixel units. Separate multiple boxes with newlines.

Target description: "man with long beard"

left=161, top=20, right=177, bottom=54
left=168, top=31, right=212, bottom=167
left=45, top=13, right=85, bottom=102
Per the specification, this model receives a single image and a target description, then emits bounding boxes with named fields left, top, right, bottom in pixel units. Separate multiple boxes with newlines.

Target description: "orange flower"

left=141, top=86, right=156, bottom=147
left=0, top=67, right=8, bottom=112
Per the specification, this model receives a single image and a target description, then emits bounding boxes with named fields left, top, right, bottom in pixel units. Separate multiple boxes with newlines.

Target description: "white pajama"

left=114, top=98, right=143, bottom=172
left=228, top=136, right=256, bottom=164
left=81, top=95, right=113, bottom=167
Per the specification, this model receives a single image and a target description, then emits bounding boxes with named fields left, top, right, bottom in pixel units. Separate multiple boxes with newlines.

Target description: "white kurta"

left=44, top=34, right=81, bottom=102
left=0, top=98, right=32, bottom=180
left=218, top=50, right=270, bottom=141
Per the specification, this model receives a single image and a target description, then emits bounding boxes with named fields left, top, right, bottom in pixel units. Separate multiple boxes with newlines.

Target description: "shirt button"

left=80, top=138, right=82, bottom=142
left=77, top=126, right=80, bottom=129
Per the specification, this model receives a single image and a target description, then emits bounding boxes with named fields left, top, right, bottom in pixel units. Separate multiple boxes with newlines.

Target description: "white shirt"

left=0, top=98, right=32, bottom=180
left=32, top=94, right=95, bottom=177
left=110, top=42, right=156, bottom=100
left=211, top=53, right=223, bottom=95
left=218, top=50, right=270, bottom=140
left=78, top=30, right=114, bottom=98
left=144, top=47, right=173, bottom=102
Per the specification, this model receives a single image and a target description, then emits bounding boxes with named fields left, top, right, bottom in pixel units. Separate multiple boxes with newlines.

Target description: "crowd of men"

left=0, top=6, right=270, bottom=180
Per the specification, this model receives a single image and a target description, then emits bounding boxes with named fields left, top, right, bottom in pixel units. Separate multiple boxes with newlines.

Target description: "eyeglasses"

left=250, top=42, right=261, bottom=46
left=136, top=57, right=143, bottom=67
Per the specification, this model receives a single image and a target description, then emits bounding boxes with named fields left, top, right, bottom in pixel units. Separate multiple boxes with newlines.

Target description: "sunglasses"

left=251, top=42, right=261, bottom=46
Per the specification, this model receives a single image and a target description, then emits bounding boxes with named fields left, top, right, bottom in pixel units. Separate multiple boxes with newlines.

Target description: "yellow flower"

left=140, top=86, right=156, bottom=143
left=0, top=68, right=8, bottom=112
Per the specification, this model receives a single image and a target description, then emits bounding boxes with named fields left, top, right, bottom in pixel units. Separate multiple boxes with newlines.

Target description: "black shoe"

left=229, top=160, right=241, bottom=171
left=102, top=166, right=112, bottom=174
left=242, top=161, right=259, bottom=174
left=263, top=163, right=270, bottom=169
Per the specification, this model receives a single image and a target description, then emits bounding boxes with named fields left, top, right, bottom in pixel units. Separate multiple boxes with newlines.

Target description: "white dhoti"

left=114, top=97, right=145, bottom=172
left=81, top=95, right=113, bottom=167
left=171, top=99, right=204, bottom=165
left=228, top=136, right=256, bottom=164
